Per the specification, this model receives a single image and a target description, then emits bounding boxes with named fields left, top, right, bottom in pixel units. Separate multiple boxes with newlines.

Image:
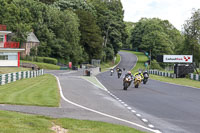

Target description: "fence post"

left=196, top=74, right=199, bottom=81
left=190, top=73, right=193, bottom=80
left=2, top=74, right=5, bottom=85
left=0, top=75, right=2, bottom=85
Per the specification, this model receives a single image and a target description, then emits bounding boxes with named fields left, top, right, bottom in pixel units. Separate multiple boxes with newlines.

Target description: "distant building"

left=0, top=24, right=24, bottom=67
left=20, top=32, right=40, bottom=58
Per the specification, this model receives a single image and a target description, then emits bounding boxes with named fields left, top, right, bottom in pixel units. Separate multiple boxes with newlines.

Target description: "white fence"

left=148, top=69, right=176, bottom=78
left=0, top=69, right=44, bottom=85
left=189, top=73, right=200, bottom=81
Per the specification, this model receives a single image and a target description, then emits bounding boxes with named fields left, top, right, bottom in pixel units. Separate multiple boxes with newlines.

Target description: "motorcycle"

left=118, top=71, right=122, bottom=78
left=143, top=73, right=149, bottom=84
left=123, top=75, right=132, bottom=90
left=134, top=75, right=142, bottom=88
left=110, top=69, right=114, bottom=76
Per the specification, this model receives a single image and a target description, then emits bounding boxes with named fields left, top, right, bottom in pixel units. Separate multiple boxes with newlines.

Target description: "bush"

left=24, top=56, right=58, bottom=65
left=43, top=57, right=58, bottom=65
left=150, top=59, right=163, bottom=70
left=36, top=57, right=44, bottom=63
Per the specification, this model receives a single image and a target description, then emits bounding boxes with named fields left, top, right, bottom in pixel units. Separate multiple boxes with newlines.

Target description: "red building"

left=0, top=24, right=24, bottom=67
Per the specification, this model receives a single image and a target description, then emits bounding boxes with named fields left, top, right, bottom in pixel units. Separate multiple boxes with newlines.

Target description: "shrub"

left=150, top=59, right=163, bottom=70
left=36, top=57, right=44, bottom=63
left=43, top=57, right=58, bottom=65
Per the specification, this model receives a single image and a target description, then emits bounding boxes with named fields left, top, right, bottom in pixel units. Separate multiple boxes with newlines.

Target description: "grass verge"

left=150, top=75, right=200, bottom=88
left=0, top=74, right=60, bottom=107
left=0, top=67, right=31, bottom=74
left=21, top=60, right=60, bottom=70
left=100, top=54, right=121, bottom=72
left=0, top=110, right=145, bottom=133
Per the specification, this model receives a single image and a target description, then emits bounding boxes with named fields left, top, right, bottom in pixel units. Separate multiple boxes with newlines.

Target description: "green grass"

left=0, top=74, right=60, bottom=107
left=21, top=60, right=60, bottom=70
left=150, top=75, right=200, bottom=88
left=100, top=54, right=121, bottom=72
left=0, top=110, right=145, bottom=133
left=0, top=67, right=31, bottom=74
left=56, top=118, right=145, bottom=133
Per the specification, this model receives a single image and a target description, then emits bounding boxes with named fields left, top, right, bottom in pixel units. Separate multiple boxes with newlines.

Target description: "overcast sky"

left=121, top=0, right=200, bottom=31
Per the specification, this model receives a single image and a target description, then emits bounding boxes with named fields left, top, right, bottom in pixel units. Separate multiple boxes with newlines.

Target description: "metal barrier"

left=148, top=69, right=176, bottom=78
left=0, top=69, right=44, bottom=85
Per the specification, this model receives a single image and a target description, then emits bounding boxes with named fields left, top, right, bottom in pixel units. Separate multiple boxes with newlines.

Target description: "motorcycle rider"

left=143, top=70, right=149, bottom=77
left=110, top=68, right=114, bottom=76
left=116, top=67, right=120, bottom=73
left=142, top=70, right=149, bottom=84
left=117, top=67, right=122, bottom=78
left=123, top=71, right=133, bottom=85
left=123, top=71, right=133, bottom=80
left=133, top=70, right=144, bottom=80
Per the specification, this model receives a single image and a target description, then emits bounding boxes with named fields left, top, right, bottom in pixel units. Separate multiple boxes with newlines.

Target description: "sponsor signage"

left=163, top=55, right=193, bottom=63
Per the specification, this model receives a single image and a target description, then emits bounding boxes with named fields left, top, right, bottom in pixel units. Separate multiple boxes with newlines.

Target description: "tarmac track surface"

left=0, top=69, right=158, bottom=133
left=96, top=51, right=200, bottom=133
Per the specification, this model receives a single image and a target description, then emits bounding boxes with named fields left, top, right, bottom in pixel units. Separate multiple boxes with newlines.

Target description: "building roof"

left=27, top=32, right=40, bottom=43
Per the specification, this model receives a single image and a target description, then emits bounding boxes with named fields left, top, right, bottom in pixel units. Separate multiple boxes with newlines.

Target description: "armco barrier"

left=148, top=69, right=176, bottom=78
left=0, top=69, right=44, bottom=85
left=189, top=73, right=200, bottom=81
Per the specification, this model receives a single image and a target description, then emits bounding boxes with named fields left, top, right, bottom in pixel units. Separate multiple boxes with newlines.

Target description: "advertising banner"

left=163, top=55, right=193, bottom=63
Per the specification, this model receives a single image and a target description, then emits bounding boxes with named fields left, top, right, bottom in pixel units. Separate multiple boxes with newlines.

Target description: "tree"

left=76, top=9, right=103, bottom=61
left=130, top=18, right=183, bottom=59
left=89, top=0, right=127, bottom=60
left=183, top=9, right=200, bottom=65
left=124, top=21, right=135, bottom=49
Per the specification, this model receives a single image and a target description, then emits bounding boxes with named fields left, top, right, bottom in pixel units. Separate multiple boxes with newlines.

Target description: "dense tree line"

left=127, top=12, right=200, bottom=67
left=182, top=9, right=200, bottom=66
left=0, top=0, right=126, bottom=65
left=129, top=18, right=183, bottom=60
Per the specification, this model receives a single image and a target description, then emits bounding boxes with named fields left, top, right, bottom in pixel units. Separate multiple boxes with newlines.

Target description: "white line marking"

left=136, top=114, right=141, bottom=117
left=127, top=107, right=132, bottom=110
left=142, top=119, right=148, bottom=122
left=55, top=75, right=160, bottom=133
left=148, top=124, right=155, bottom=128
left=94, top=77, right=108, bottom=91
left=124, top=104, right=128, bottom=107
left=131, top=110, right=136, bottom=113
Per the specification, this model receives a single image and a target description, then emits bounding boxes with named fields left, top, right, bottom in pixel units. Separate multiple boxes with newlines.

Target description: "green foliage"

left=22, top=60, right=60, bottom=70
left=124, top=21, right=135, bottom=49
left=54, top=0, right=96, bottom=14
left=0, top=0, right=126, bottom=64
left=130, top=18, right=183, bottom=59
left=150, top=59, right=163, bottom=70
left=182, top=9, right=200, bottom=65
left=76, top=9, right=103, bottom=61
left=36, top=56, right=44, bottom=63
left=89, top=0, right=127, bottom=61
left=43, top=57, right=58, bottom=65
left=24, top=56, right=58, bottom=65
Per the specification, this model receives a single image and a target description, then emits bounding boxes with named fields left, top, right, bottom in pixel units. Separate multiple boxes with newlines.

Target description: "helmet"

left=138, top=70, right=142, bottom=74
left=128, top=71, right=131, bottom=74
